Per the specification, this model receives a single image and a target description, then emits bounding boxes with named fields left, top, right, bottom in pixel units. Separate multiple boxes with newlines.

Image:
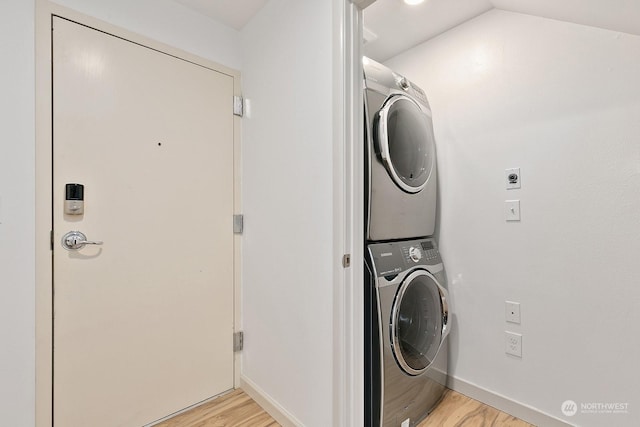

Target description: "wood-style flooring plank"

left=418, top=389, right=535, bottom=427
left=154, top=389, right=279, bottom=427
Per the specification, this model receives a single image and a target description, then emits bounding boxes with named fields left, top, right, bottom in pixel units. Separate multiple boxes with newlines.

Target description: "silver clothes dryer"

left=364, top=57, right=438, bottom=241
left=365, top=237, right=450, bottom=426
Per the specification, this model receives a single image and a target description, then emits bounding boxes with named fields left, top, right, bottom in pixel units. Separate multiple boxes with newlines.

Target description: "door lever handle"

left=61, top=231, right=103, bottom=250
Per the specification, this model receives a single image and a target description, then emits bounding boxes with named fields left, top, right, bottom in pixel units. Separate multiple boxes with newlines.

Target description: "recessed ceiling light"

left=404, top=0, right=425, bottom=5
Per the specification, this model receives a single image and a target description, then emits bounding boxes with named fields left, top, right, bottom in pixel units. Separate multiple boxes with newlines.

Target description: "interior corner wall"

left=50, top=0, right=242, bottom=70
left=240, top=0, right=335, bottom=425
left=385, top=9, right=640, bottom=427
left=0, top=1, right=36, bottom=426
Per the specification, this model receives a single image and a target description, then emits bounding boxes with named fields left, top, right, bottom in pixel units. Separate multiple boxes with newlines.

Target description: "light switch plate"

left=505, top=200, right=521, bottom=221
left=506, top=168, right=521, bottom=189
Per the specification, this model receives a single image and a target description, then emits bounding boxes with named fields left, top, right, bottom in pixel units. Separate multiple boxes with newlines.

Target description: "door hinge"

left=342, top=253, right=351, bottom=268
left=233, top=214, right=244, bottom=234
left=50, top=230, right=54, bottom=250
left=233, top=331, right=244, bottom=352
left=233, top=95, right=244, bottom=117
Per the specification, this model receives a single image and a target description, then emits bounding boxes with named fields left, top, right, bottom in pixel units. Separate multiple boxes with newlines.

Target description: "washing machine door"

left=376, top=94, right=436, bottom=194
left=390, top=270, right=450, bottom=376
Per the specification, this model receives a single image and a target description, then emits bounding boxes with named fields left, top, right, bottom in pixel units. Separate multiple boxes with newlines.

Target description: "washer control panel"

left=401, top=239, right=440, bottom=264
left=369, top=238, right=442, bottom=277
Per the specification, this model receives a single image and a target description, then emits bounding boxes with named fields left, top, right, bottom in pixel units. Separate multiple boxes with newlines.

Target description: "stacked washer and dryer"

left=363, top=57, right=451, bottom=427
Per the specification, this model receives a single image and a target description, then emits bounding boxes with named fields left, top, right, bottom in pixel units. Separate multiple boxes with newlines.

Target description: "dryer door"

left=390, top=270, right=449, bottom=376
left=376, top=95, right=435, bottom=194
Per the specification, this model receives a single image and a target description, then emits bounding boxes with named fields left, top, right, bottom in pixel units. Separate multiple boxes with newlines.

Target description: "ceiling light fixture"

left=404, top=0, right=425, bottom=5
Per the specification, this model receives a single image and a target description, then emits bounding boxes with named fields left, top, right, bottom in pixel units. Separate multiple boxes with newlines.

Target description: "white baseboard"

left=241, top=372, right=572, bottom=427
left=447, top=376, right=573, bottom=427
left=240, top=375, right=304, bottom=427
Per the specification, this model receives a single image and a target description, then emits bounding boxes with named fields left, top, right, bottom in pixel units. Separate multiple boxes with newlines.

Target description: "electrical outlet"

left=505, top=331, right=522, bottom=357
left=505, top=301, right=521, bottom=324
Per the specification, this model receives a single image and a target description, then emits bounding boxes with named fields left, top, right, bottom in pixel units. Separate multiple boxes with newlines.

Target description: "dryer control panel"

left=368, top=238, right=442, bottom=278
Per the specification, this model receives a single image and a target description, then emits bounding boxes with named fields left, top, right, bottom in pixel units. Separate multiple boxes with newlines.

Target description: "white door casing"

left=52, top=16, right=235, bottom=427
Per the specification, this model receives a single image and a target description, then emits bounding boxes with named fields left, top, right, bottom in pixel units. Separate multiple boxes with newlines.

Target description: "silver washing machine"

left=364, top=57, right=438, bottom=241
left=365, top=237, right=450, bottom=427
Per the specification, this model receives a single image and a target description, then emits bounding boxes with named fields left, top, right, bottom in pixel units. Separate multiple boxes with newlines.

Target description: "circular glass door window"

left=376, top=95, right=435, bottom=194
left=391, top=270, right=444, bottom=375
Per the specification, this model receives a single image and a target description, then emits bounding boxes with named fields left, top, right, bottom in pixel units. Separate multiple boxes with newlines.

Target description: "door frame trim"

left=35, top=3, right=243, bottom=426
left=332, top=1, right=365, bottom=426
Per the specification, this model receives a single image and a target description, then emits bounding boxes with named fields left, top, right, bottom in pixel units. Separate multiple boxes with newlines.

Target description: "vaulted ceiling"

left=171, top=0, right=640, bottom=62
left=364, top=0, right=640, bottom=61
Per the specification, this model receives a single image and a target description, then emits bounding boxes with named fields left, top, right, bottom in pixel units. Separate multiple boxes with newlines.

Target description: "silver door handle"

left=61, top=231, right=103, bottom=250
left=437, top=283, right=450, bottom=340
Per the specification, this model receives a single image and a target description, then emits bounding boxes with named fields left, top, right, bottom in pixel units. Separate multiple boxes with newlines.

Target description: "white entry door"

left=52, top=17, right=235, bottom=427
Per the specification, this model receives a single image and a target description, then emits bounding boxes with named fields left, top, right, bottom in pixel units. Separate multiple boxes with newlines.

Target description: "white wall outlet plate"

left=506, top=168, right=521, bottom=189
left=505, top=301, right=521, bottom=324
left=505, top=200, right=521, bottom=221
left=505, top=331, right=522, bottom=357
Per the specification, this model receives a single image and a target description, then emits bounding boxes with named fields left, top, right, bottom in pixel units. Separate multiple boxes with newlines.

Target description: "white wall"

left=51, top=0, right=242, bottom=70
left=0, top=1, right=36, bottom=426
left=240, top=0, right=335, bottom=425
left=386, top=9, right=640, bottom=427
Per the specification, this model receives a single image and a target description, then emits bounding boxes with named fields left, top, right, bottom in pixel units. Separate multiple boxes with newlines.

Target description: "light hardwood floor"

left=156, top=388, right=534, bottom=427
left=418, top=389, right=534, bottom=427
left=154, top=389, right=278, bottom=427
